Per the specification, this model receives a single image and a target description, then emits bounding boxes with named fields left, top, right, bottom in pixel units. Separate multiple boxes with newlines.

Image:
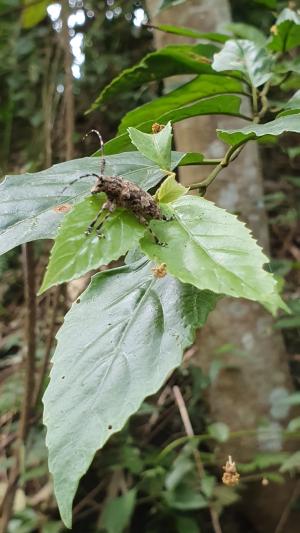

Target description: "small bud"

left=151, top=263, right=167, bottom=278
left=222, top=455, right=240, bottom=486
left=270, top=25, right=278, bottom=35
left=262, top=477, right=269, bottom=486
left=152, top=123, right=165, bottom=134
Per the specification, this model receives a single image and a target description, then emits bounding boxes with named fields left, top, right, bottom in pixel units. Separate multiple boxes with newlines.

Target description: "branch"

left=61, top=0, right=75, bottom=160
left=172, top=386, right=223, bottom=533
left=189, top=141, right=247, bottom=193
left=0, top=243, right=36, bottom=533
left=33, top=286, right=60, bottom=407
left=274, top=480, right=300, bottom=533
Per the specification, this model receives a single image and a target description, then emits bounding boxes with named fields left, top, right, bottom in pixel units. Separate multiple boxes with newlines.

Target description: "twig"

left=33, top=286, right=60, bottom=407
left=172, top=386, right=223, bottom=533
left=0, top=243, right=37, bottom=533
left=189, top=141, right=247, bottom=193
left=20, top=243, right=37, bottom=431
left=73, top=480, right=105, bottom=516
left=274, top=480, right=300, bottom=533
left=251, top=85, right=259, bottom=120
left=61, top=0, right=75, bottom=160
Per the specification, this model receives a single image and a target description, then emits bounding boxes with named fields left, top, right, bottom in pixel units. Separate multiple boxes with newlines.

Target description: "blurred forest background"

left=0, top=0, right=300, bottom=532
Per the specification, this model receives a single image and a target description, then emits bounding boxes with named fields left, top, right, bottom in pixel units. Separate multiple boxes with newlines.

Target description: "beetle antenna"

left=83, top=129, right=105, bottom=176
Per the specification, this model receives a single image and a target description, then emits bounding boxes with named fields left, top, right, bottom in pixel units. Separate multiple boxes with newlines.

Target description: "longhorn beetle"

left=63, top=130, right=167, bottom=238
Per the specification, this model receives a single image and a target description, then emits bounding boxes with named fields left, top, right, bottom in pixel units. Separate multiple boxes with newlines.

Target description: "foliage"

left=1, top=1, right=300, bottom=530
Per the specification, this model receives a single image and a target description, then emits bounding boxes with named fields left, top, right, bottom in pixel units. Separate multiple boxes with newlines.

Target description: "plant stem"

left=172, top=386, right=223, bottom=533
left=33, top=286, right=60, bottom=407
left=251, top=85, right=259, bottom=120
left=274, top=480, right=300, bottom=533
left=189, top=141, right=247, bottom=192
left=258, top=80, right=271, bottom=120
left=20, top=243, right=37, bottom=437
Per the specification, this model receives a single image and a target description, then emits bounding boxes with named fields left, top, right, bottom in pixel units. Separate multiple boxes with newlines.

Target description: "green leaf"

left=280, top=451, right=300, bottom=473
left=226, top=23, right=267, bottom=47
left=104, top=95, right=244, bottom=156
left=277, top=392, right=300, bottom=406
left=0, top=152, right=184, bottom=255
left=268, top=8, right=300, bottom=52
left=88, top=44, right=217, bottom=112
left=165, top=455, right=194, bottom=491
left=155, top=175, right=188, bottom=204
left=255, top=0, right=277, bottom=8
left=175, top=516, right=200, bottom=533
left=208, top=422, right=230, bottom=442
left=274, top=57, right=300, bottom=76
left=287, top=417, right=300, bottom=432
left=165, top=484, right=207, bottom=510
left=118, top=75, right=245, bottom=133
left=140, top=195, right=287, bottom=315
left=253, top=452, right=288, bottom=469
left=128, top=122, right=172, bottom=170
left=39, top=195, right=146, bottom=294
left=21, top=0, right=48, bottom=28
left=212, top=39, right=273, bottom=87
left=100, top=489, right=136, bottom=533
left=43, top=259, right=218, bottom=527
left=151, top=24, right=228, bottom=43
left=218, top=113, right=300, bottom=145
left=114, top=95, right=245, bottom=155
left=281, top=90, right=300, bottom=111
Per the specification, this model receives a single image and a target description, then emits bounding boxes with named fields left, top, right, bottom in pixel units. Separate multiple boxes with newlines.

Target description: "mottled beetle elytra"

left=62, top=130, right=169, bottom=241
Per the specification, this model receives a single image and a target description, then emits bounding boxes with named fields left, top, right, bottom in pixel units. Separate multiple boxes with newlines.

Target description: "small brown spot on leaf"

left=108, top=425, right=112, bottom=430
left=53, top=204, right=72, bottom=213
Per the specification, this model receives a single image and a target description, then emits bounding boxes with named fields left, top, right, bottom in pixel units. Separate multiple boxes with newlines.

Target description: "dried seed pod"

left=152, top=123, right=165, bottom=133
left=151, top=263, right=167, bottom=278
left=222, top=455, right=240, bottom=486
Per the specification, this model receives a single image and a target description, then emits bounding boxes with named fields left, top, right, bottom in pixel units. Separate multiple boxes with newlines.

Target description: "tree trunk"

left=145, top=1, right=297, bottom=531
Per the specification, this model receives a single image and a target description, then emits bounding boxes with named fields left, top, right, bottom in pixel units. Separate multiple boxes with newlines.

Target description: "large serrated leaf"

left=88, top=44, right=217, bottom=112
left=217, top=113, right=300, bottom=145
left=43, top=259, right=218, bottom=527
left=39, top=195, right=146, bottom=294
left=105, top=95, right=244, bottom=156
left=0, top=152, right=184, bottom=255
left=118, top=75, right=245, bottom=133
left=212, top=39, right=273, bottom=87
left=140, top=195, right=287, bottom=315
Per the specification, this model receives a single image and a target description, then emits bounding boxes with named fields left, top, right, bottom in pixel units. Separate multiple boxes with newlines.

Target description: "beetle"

left=63, top=130, right=166, bottom=237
